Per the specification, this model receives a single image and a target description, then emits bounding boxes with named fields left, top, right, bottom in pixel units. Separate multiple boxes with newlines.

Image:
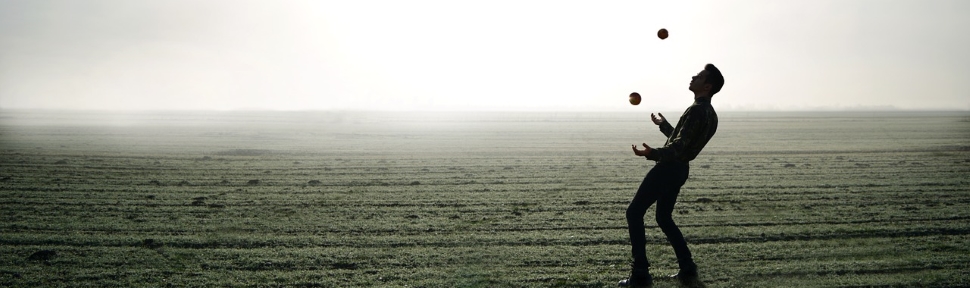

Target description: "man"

left=619, top=64, right=723, bottom=288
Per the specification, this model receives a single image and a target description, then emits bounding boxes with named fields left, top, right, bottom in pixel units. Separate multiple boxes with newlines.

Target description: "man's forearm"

left=646, top=146, right=673, bottom=162
left=659, top=121, right=674, bottom=137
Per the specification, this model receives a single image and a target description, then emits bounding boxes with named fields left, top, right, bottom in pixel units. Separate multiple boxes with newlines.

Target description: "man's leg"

left=655, top=163, right=698, bottom=284
left=655, top=187, right=695, bottom=272
left=626, top=165, right=665, bottom=269
left=620, top=165, right=672, bottom=287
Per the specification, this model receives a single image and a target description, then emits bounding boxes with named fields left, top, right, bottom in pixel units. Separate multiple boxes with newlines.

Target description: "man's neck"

left=693, top=94, right=712, bottom=103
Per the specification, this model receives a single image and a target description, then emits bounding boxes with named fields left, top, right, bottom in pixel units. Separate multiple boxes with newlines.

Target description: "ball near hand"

left=658, top=28, right=668, bottom=40
left=629, top=92, right=641, bottom=105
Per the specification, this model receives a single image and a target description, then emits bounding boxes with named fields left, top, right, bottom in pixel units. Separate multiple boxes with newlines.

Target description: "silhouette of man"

left=620, top=64, right=723, bottom=288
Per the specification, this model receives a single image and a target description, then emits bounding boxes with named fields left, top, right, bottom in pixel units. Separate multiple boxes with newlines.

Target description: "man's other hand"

left=651, top=113, right=666, bottom=125
left=632, top=143, right=652, bottom=157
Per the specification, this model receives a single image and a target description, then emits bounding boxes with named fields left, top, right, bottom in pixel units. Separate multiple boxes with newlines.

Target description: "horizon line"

left=1, top=108, right=968, bottom=113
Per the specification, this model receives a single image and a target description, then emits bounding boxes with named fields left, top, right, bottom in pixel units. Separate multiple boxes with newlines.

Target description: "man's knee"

left=656, top=214, right=675, bottom=230
left=626, top=205, right=646, bottom=222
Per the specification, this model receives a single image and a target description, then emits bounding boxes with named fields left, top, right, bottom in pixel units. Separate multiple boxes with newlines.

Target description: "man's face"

left=689, top=70, right=710, bottom=94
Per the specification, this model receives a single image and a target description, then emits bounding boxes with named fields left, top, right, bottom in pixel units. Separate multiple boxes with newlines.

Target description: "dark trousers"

left=626, top=161, right=695, bottom=271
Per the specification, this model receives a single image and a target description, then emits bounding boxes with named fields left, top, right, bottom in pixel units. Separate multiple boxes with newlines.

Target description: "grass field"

left=1, top=110, right=968, bottom=287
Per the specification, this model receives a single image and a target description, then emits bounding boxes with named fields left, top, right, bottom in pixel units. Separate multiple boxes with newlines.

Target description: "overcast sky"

left=1, top=0, right=968, bottom=111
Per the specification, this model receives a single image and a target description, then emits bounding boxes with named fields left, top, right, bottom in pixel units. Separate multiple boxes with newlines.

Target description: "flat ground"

left=1, top=110, right=968, bottom=287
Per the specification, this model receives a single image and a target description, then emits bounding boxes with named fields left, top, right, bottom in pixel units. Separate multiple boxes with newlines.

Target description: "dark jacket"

left=646, top=97, right=718, bottom=163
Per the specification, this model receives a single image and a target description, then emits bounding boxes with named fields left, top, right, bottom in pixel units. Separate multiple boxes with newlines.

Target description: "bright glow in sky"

left=1, top=0, right=968, bottom=111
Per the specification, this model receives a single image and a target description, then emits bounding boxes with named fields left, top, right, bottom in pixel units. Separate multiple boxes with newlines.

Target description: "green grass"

left=1, top=111, right=968, bottom=287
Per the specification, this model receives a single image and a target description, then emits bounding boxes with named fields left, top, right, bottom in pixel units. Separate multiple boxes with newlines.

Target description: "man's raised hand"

left=651, top=113, right=666, bottom=126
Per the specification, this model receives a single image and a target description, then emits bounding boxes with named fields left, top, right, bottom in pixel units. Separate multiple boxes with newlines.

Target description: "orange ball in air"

left=629, top=92, right=641, bottom=105
left=658, top=28, right=668, bottom=40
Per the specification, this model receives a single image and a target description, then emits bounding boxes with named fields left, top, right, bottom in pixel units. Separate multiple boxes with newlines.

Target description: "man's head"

left=689, top=63, right=724, bottom=98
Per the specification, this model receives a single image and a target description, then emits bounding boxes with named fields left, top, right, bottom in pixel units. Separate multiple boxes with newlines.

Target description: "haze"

left=1, top=0, right=968, bottom=112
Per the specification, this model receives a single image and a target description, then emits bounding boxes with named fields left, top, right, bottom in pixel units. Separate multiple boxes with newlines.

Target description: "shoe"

left=668, top=269, right=700, bottom=286
left=618, top=267, right=652, bottom=287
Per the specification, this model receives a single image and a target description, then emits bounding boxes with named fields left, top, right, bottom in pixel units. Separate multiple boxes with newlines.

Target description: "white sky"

left=1, top=0, right=968, bottom=111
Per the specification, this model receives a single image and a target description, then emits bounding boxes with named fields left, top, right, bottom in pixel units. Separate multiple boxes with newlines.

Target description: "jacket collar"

left=693, top=97, right=712, bottom=105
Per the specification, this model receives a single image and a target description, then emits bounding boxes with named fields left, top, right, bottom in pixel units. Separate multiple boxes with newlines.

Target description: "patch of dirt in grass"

left=27, top=250, right=56, bottom=261
left=141, top=238, right=162, bottom=249
left=330, top=262, right=358, bottom=270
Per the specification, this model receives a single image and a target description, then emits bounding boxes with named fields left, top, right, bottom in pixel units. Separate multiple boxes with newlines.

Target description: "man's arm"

left=652, top=113, right=673, bottom=137
left=646, top=108, right=710, bottom=162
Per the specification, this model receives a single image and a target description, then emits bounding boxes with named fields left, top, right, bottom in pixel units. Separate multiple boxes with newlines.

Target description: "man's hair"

left=704, top=63, right=724, bottom=96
